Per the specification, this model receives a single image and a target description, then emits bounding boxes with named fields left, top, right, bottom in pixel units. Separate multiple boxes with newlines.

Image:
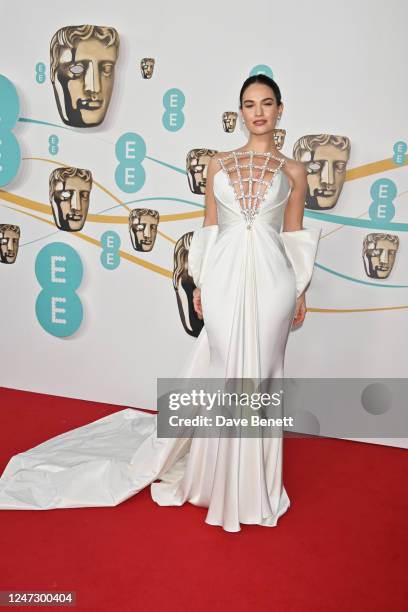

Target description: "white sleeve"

left=280, top=227, right=322, bottom=298
left=187, top=225, right=219, bottom=289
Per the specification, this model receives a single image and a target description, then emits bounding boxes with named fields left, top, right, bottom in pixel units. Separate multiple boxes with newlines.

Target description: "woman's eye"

left=70, top=64, right=85, bottom=76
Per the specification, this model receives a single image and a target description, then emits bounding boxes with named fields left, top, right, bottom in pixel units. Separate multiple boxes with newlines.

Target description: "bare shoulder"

left=282, top=157, right=307, bottom=177
left=206, top=152, right=227, bottom=179
left=212, top=151, right=231, bottom=163
left=281, top=157, right=307, bottom=190
left=208, top=151, right=231, bottom=173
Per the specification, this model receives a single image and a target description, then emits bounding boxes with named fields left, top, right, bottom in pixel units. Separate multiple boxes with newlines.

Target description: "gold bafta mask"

left=222, top=112, right=237, bottom=133
left=186, top=149, right=218, bottom=195
left=140, top=57, right=155, bottom=79
left=173, top=232, right=203, bottom=337
left=273, top=128, right=286, bottom=150
left=363, top=233, right=399, bottom=279
left=0, top=224, right=20, bottom=264
left=129, top=208, right=159, bottom=252
left=50, top=25, right=120, bottom=127
left=293, top=134, right=351, bottom=210
left=49, top=167, right=92, bottom=232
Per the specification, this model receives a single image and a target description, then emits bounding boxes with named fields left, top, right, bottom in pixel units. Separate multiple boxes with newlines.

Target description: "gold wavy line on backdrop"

left=308, top=305, right=408, bottom=313
left=17, top=155, right=408, bottom=240
left=2, top=200, right=407, bottom=313
left=1, top=155, right=407, bottom=312
left=0, top=187, right=202, bottom=238
left=0, top=202, right=173, bottom=278
left=23, top=157, right=203, bottom=230
left=26, top=157, right=129, bottom=210
left=6, top=155, right=408, bottom=240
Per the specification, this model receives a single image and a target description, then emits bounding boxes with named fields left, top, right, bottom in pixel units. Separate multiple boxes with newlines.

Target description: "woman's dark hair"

left=239, top=74, right=282, bottom=109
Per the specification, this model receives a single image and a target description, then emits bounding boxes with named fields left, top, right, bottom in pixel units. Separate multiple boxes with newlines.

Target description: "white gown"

left=0, top=151, right=321, bottom=532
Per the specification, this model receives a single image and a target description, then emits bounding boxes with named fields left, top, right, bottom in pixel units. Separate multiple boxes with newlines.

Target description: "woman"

left=0, top=75, right=321, bottom=532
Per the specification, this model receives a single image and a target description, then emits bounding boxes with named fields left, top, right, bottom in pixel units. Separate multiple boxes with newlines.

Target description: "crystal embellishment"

left=217, top=150, right=286, bottom=229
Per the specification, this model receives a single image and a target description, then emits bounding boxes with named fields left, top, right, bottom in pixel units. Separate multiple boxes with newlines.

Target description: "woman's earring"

left=240, top=115, right=247, bottom=131
left=274, top=114, right=286, bottom=150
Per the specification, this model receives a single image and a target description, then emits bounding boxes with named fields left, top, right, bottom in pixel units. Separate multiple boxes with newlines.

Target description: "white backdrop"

left=0, top=0, right=407, bottom=448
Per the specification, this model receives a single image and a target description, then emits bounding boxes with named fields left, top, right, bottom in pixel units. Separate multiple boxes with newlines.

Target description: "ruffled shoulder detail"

left=280, top=227, right=322, bottom=298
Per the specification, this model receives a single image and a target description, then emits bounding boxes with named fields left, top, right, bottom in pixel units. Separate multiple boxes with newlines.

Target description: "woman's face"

left=240, top=83, right=282, bottom=134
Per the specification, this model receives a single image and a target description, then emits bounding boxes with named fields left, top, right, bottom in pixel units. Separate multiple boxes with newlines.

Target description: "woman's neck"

left=244, top=136, right=280, bottom=156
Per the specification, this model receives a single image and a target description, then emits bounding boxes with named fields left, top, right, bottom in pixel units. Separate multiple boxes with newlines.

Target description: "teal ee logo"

left=249, top=65, right=273, bottom=78
left=48, top=134, right=59, bottom=155
left=368, top=178, right=396, bottom=226
left=35, top=242, right=83, bottom=337
left=100, top=231, right=121, bottom=269
left=393, top=140, right=407, bottom=166
left=35, top=62, right=46, bottom=84
left=162, top=88, right=185, bottom=131
left=115, top=132, right=146, bottom=193
left=0, top=74, right=21, bottom=187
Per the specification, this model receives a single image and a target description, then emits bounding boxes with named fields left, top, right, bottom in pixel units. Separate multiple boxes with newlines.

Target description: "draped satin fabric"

left=152, top=168, right=297, bottom=530
left=0, top=166, right=321, bottom=533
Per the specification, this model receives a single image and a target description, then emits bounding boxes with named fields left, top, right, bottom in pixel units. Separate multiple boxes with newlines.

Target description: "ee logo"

left=368, top=179, right=396, bottom=225
left=35, top=62, right=46, bottom=84
left=49, top=134, right=59, bottom=155
left=35, top=243, right=83, bottom=337
left=393, top=140, right=407, bottom=165
left=249, top=65, right=273, bottom=78
left=100, top=231, right=121, bottom=269
left=115, top=132, right=146, bottom=193
left=162, top=88, right=185, bottom=131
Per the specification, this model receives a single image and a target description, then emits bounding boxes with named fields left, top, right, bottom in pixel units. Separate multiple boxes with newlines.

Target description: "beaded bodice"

left=216, top=150, right=287, bottom=229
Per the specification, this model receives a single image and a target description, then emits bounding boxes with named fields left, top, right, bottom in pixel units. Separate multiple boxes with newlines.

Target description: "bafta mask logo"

left=186, top=149, right=218, bottom=195
left=363, top=233, right=399, bottom=279
left=129, top=208, right=159, bottom=252
left=173, top=232, right=203, bottom=337
left=273, top=128, right=286, bottom=151
left=140, top=57, right=155, bottom=79
left=222, top=112, right=237, bottom=133
left=50, top=25, right=120, bottom=127
left=293, top=134, right=351, bottom=210
left=49, top=167, right=93, bottom=231
left=0, top=224, right=20, bottom=264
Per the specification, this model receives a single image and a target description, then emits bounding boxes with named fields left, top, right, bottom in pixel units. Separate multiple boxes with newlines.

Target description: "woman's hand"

left=292, top=292, right=306, bottom=328
left=193, top=287, right=203, bottom=320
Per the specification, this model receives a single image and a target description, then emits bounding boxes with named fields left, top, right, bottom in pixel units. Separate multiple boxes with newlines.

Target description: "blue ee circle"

left=249, top=65, right=274, bottom=78
left=35, top=242, right=83, bottom=337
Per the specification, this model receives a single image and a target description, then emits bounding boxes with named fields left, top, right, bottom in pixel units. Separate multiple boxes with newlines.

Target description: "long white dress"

left=0, top=151, right=321, bottom=532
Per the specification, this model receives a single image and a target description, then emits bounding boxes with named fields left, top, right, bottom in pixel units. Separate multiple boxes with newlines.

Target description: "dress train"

left=0, top=154, right=321, bottom=532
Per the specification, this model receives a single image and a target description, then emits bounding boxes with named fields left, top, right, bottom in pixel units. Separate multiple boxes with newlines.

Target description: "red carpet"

left=0, top=386, right=406, bottom=611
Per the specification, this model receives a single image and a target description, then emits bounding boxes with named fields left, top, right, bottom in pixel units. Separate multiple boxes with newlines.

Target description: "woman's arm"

left=190, top=156, right=220, bottom=318
left=282, top=161, right=308, bottom=232
left=281, top=162, right=318, bottom=328
left=203, top=156, right=219, bottom=227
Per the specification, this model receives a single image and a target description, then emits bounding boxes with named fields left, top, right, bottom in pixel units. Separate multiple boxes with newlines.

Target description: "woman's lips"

left=253, top=120, right=266, bottom=125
